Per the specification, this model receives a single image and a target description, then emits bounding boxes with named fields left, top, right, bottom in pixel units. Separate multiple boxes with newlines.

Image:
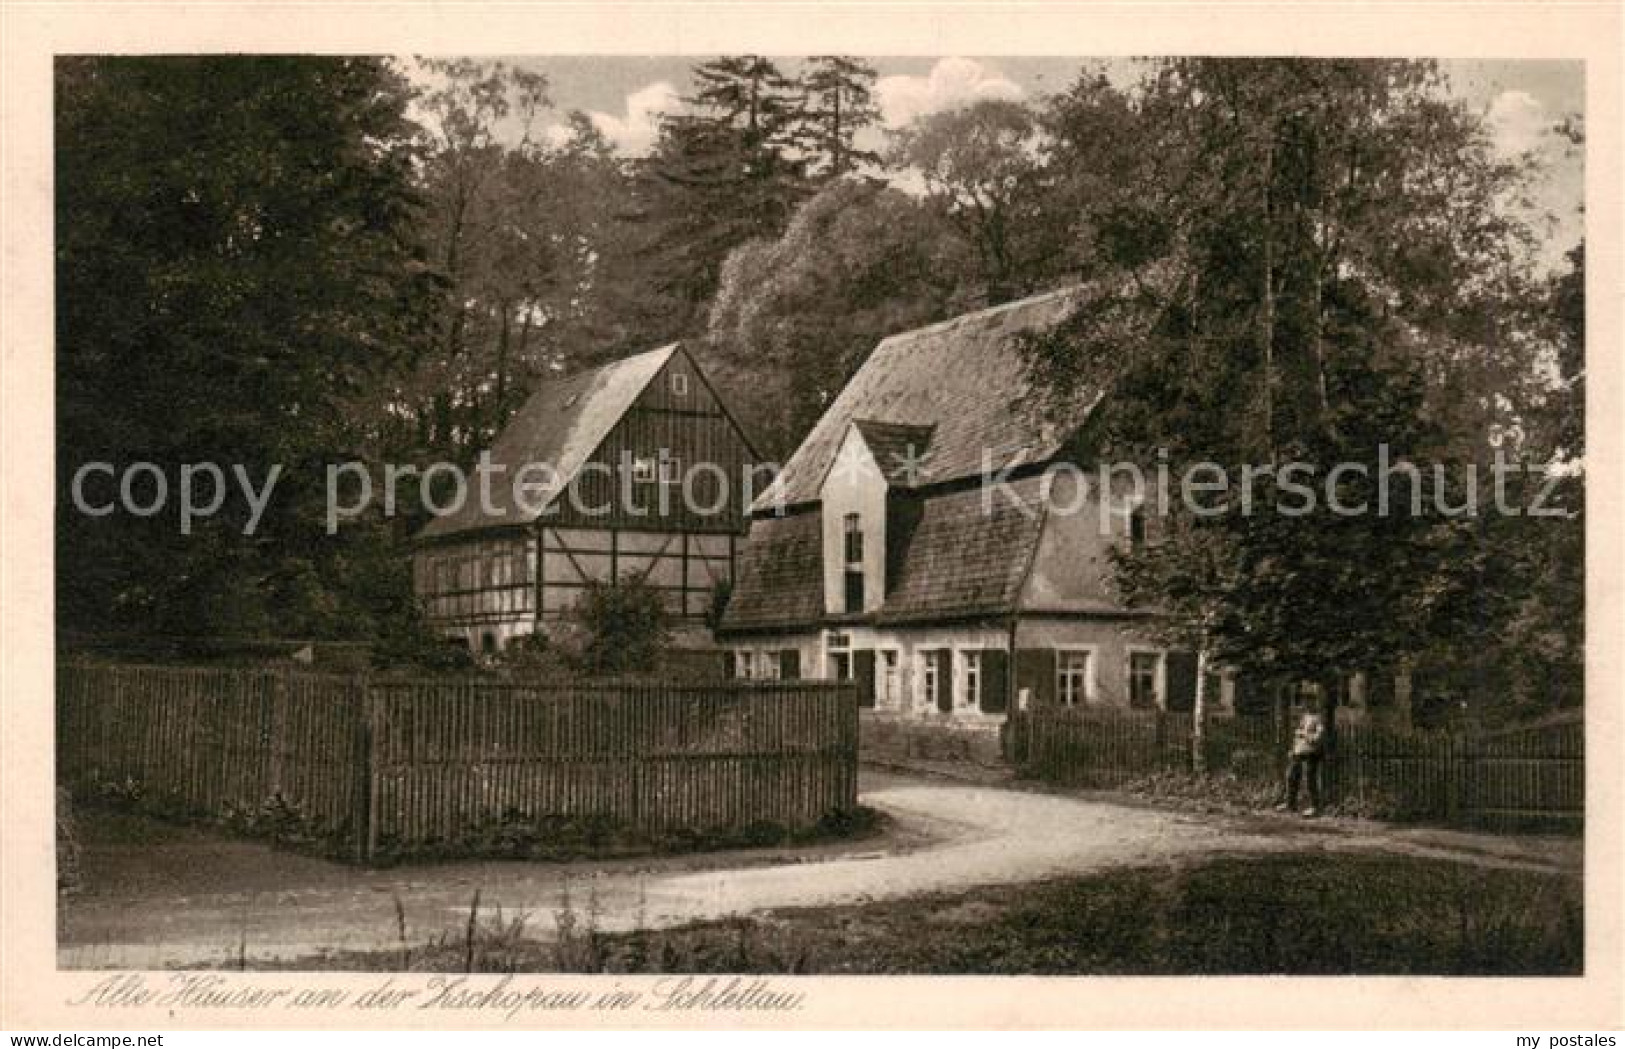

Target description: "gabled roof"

left=417, top=345, right=678, bottom=541
left=751, top=284, right=1099, bottom=512
left=851, top=420, right=937, bottom=488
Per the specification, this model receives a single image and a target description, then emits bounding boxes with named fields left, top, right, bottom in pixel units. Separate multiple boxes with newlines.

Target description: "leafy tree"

left=55, top=56, right=436, bottom=639
left=889, top=97, right=1069, bottom=304
left=408, top=59, right=556, bottom=458
left=555, top=576, right=672, bottom=675
left=1026, top=59, right=1566, bottom=731
left=706, top=179, right=975, bottom=454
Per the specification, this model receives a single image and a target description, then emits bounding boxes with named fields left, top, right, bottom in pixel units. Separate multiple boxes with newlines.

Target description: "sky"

left=407, top=56, right=1585, bottom=271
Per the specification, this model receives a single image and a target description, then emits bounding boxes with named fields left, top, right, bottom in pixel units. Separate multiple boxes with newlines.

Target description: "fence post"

left=356, top=675, right=379, bottom=864
left=1446, top=728, right=1474, bottom=826
left=268, top=668, right=288, bottom=796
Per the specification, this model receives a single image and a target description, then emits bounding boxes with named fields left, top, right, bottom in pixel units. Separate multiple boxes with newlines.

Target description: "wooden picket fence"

left=56, top=662, right=859, bottom=863
left=1006, top=707, right=1583, bottom=829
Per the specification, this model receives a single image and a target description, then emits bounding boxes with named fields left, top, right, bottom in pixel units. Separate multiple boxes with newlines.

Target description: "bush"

left=553, top=576, right=671, bottom=675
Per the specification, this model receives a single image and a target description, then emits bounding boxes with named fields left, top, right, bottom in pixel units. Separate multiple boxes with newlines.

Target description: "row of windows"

left=727, top=645, right=1168, bottom=715
left=424, top=587, right=534, bottom=619
left=419, top=548, right=531, bottom=595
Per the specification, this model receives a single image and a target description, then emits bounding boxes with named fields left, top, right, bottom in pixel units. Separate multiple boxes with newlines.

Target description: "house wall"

left=1019, top=465, right=1157, bottom=611
left=545, top=350, right=759, bottom=534
left=1013, top=615, right=1168, bottom=710
left=538, top=524, right=733, bottom=624
left=412, top=532, right=537, bottom=655
left=724, top=616, right=1186, bottom=723
left=817, top=428, right=889, bottom=615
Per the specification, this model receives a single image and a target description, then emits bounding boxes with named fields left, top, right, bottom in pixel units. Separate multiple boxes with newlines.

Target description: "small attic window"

left=670, top=372, right=689, bottom=396
left=631, top=457, right=657, bottom=483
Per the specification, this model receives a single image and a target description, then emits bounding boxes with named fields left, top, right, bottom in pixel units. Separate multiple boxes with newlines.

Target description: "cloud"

left=875, top=57, right=1025, bottom=129
left=553, top=81, right=680, bottom=156
left=1486, top=89, right=1549, bottom=157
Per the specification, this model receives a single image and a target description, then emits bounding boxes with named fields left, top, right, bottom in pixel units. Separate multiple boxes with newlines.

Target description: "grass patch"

left=253, top=852, right=1580, bottom=975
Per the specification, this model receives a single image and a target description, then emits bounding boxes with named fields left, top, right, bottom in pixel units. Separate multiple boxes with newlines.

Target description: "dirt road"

left=58, top=769, right=1580, bottom=969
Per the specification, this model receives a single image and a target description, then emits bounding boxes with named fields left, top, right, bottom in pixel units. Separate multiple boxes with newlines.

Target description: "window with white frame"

left=961, top=650, right=982, bottom=711
left=631, top=456, right=657, bottom=484
left=756, top=650, right=780, bottom=680
left=734, top=650, right=754, bottom=680
left=826, top=632, right=852, bottom=681
left=880, top=649, right=899, bottom=707
left=1129, top=650, right=1163, bottom=709
left=918, top=651, right=938, bottom=710
left=670, top=371, right=689, bottom=396
left=1058, top=650, right=1092, bottom=707
left=659, top=453, right=681, bottom=484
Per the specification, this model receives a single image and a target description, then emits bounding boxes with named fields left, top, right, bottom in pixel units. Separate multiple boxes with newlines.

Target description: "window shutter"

left=724, top=651, right=736, bottom=679
left=934, top=649, right=953, bottom=713
left=855, top=649, right=877, bottom=708
left=1166, top=651, right=1199, bottom=712
left=779, top=649, right=800, bottom=680
left=981, top=650, right=1010, bottom=713
left=1015, top=648, right=1058, bottom=708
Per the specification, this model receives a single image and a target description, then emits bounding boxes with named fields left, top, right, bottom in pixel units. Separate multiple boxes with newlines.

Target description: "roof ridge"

left=871, top=283, right=1089, bottom=352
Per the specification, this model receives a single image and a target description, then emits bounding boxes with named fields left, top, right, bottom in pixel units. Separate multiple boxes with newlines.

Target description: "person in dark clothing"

left=1275, top=710, right=1327, bottom=816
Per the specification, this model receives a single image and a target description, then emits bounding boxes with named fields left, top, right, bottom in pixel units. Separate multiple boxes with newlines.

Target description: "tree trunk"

left=1192, top=645, right=1211, bottom=773
left=1320, top=670, right=1341, bottom=805
left=494, top=300, right=511, bottom=437
left=1258, top=136, right=1277, bottom=460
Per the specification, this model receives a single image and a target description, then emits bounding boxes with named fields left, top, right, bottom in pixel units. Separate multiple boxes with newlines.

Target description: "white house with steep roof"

left=717, top=286, right=1222, bottom=720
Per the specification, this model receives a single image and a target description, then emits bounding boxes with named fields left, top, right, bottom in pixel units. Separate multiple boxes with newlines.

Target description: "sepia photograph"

left=44, top=48, right=1590, bottom=981
left=4, top=1, right=1621, bottom=1031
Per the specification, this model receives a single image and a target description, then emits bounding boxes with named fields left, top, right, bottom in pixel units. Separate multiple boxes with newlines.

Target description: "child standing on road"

left=1276, top=710, right=1327, bottom=817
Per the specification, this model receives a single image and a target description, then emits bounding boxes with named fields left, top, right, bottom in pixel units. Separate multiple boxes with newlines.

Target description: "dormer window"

left=842, top=513, right=864, bottom=613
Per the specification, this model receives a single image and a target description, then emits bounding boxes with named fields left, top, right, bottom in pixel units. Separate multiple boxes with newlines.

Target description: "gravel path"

left=58, top=768, right=1580, bottom=969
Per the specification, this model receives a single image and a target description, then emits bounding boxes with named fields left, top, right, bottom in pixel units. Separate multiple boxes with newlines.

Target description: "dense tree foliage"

left=56, top=56, right=438, bottom=642
left=1022, top=59, right=1582, bottom=724
left=706, top=179, right=974, bottom=455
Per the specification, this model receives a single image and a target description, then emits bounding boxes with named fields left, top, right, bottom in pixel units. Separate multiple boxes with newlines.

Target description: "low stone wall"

left=859, top=711, right=1007, bottom=769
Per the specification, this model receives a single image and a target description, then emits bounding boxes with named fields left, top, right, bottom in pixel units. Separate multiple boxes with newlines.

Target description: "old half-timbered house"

left=717, top=285, right=1219, bottom=721
left=413, top=343, right=761, bottom=655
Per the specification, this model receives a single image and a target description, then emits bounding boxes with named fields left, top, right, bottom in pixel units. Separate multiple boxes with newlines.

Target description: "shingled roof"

left=718, top=475, right=1053, bottom=633
left=850, top=420, right=937, bottom=487
left=718, top=511, right=825, bottom=632
left=878, top=477, right=1049, bottom=624
left=751, top=285, right=1099, bottom=511
left=417, top=345, right=677, bottom=541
